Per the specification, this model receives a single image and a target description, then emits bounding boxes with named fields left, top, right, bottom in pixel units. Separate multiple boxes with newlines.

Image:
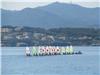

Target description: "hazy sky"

left=2, top=0, right=99, bottom=2
left=1, top=0, right=100, bottom=10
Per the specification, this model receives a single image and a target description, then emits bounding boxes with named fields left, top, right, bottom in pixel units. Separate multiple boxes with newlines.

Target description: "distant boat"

left=25, top=47, right=31, bottom=56
left=26, top=46, right=82, bottom=56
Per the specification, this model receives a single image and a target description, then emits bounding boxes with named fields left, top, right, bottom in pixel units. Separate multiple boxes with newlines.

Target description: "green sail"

left=32, top=47, right=37, bottom=55
left=66, top=46, right=70, bottom=53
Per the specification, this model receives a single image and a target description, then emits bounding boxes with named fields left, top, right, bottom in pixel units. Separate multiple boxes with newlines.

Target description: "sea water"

left=1, top=46, right=100, bottom=75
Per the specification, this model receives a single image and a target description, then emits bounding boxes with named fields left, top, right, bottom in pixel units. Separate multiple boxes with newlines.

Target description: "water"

left=1, top=46, right=100, bottom=75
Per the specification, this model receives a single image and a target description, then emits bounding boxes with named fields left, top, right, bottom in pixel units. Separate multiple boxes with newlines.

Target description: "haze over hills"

left=1, top=2, right=100, bottom=28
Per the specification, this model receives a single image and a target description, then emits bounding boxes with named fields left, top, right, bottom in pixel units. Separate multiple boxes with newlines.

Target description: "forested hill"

left=1, top=2, right=100, bottom=28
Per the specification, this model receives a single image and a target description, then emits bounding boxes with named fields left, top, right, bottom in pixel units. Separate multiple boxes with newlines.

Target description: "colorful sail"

left=26, top=45, right=75, bottom=56
left=32, top=46, right=37, bottom=55
left=66, top=46, right=70, bottom=53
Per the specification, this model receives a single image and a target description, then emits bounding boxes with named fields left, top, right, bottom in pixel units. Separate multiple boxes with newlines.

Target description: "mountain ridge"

left=1, top=2, right=100, bottom=28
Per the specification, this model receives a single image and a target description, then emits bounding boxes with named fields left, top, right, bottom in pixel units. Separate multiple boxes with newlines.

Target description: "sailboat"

left=26, top=45, right=82, bottom=56
left=25, top=47, right=31, bottom=56
left=69, top=45, right=74, bottom=54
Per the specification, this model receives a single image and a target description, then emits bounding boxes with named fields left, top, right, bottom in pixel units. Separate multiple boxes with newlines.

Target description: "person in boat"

left=25, top=47, right=31, bottom=56
left=78, top=51, right=82, bottom=54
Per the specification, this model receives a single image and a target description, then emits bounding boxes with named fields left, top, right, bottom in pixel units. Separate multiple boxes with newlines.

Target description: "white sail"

left=69, top=45, right=73, bottom=53
left=61, top=47, right=66, bottom=54
left=25, top=47, right=30, bottom=55
left=56, top=46, right=60, bottom=54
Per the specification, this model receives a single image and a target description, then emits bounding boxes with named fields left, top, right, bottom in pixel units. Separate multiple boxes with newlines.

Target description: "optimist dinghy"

left=25, top=46, right=82, bottom=56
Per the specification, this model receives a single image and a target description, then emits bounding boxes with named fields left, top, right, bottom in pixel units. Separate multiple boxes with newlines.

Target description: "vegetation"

left=1, top=26, right=100, bottom=47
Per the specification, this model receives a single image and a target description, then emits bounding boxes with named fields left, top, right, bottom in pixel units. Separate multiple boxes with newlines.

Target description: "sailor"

left=25, top=47, right=31, bottom=56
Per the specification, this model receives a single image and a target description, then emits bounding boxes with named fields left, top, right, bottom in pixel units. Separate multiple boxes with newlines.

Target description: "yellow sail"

left=66, top=46, right=70, bottom=53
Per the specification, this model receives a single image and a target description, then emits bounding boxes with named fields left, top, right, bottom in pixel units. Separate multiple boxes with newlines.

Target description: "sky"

left=1, top=0, right=100, bottom=10
left=1, top=0, right=99, bottom=2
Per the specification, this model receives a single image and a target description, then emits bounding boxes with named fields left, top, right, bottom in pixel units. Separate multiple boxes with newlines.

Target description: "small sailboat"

left=25, top=47, right=31, bottom=56
left=32, top=46, right=37, bottom=56
left=69, top=45, right=74, bottom=54
left=61, top=46, right=66, bottom=55
left=56, top=46, right=60, bottom=55
left=26, top=45, right=82, bottom=56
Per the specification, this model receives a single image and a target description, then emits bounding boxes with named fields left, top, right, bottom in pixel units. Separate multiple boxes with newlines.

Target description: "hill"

left=1, top=2, right=100, bottom=28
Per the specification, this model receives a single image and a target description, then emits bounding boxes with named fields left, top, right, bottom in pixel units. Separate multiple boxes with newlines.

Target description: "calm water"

left=1, top=46, right=100, bottom=75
